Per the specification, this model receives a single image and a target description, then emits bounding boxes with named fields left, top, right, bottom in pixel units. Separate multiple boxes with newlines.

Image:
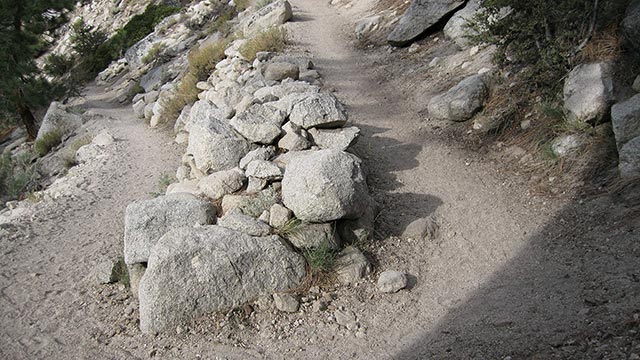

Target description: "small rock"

left=89, top=259, right=118, bottom=285
left=402, top=217, right=439, bottom=240
left=334, top=246, right=371, bottom=285
left=377, top=270, right=408, bottom=293
left=245, top=160, right=283, bottom=180
left=287, top=222, right=340, bottom=250
left=269, top=204, right=292, bottom=228
left=258, top=210, right=270, bottom=223
left=334, top=309, right=358, bottom=330
left=218, top=210, right=272, bottom=236
left=239, top=146, right=276, bottom=169
left=247, top=177, right=268, bottom=193
left=198, top=168, right=246, bottom=200
left=552, top=134, right=584, bottom=157
left=92, top=130, right=115, bottom=147
left=263, top=62, right=300, bottom=81
left=307, top=127, right=360, bottom=151
left=312, top=300, right=328, bottom=312
left=273, top=293, right=299, bottom=313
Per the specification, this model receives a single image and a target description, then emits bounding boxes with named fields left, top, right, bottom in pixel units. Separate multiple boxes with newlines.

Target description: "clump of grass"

left=255, top=0, right=275, bottom=9
left=239, top=187, right=279, bottom=217
left=150, top=173, right=175, bottom=197
left=34, top=130, right=64, bottom=157
left=239, top=27, right=288, bottom=62
left=277, top=217, right=302, bottom=236
left=0, top=151, right=37, bottom=200
left=61, top=135, right=92, bottom=168
left=159, top=41, right=227, bottom=126
left=206, top=7, right=237, bottom=36
left=141, top=42, right=165, bottom=65
left=303, top=241, right=337, bottom=273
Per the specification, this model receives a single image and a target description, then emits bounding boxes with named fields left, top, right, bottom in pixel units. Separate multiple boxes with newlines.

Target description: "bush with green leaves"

left=470, top=0, right=628, bottom=96
left=70, top=18, right=107, bottom=57
left=0, top=151, right=38, bottom=200
left=43, top=53, right=75, bottom=77
left=80, top=4, right=181, bottom=75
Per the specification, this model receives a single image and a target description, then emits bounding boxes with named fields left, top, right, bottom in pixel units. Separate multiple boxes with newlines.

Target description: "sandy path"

left=0, top=87, right=184, bottom=358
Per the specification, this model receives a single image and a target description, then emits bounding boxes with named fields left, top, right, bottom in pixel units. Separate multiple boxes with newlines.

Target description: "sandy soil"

left=1, top=1, right=638, bottom=359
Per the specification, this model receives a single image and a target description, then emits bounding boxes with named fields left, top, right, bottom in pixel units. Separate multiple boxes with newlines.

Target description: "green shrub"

left=70, top=18, right=108, bottom=57
left=34, top=130, right=64, bottom=156
left=0, top=151, right=37, bottom=199
left=81, top=4, right=181, bottom=74
left=239, top=27, right=288, bottom=61
left=303, top=241, right=337, bottom=273
left=60, top=135, right=92, bottom=168
left=43, top=54, right=75, bottom=77
left=141, top=42, right=165, bottom=64
left=469, top=0, right=628, bottom=96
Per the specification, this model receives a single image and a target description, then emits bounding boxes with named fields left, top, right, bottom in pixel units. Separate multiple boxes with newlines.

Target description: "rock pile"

left=119, top=1, right=375, bottom=334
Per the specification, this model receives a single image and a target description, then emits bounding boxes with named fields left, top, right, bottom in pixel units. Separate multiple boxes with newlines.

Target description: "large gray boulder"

left=563, top=62, right=614, bottom=124
left=282, top=150, right=371, bottom=222
left=619, top=136, right=640, bottom=178
left=428, top=75, right=488, bottom=122
left=229, top=104, right=286, bottom=144
left=187, top=100, right=252, bottom=172
left=289, top=93, right=348, bottom=129
left=241, top=0, right=293, bottom=36
left=124, top=193, right=216, bottom=265
left=138, top=226, right=306, bottom=333
left=622, top=0, right=640, bottom=51
left=612, top=94, right=640, bottom=150
left=443, top=0, right=481, bottom=48
left=387, top=0, right=465, bottom=47
left=36, top=102, right=83, bottom=141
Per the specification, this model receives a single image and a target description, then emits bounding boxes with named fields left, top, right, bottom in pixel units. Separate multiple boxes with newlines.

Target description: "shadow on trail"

left=394, top=167, right=640, bottom=358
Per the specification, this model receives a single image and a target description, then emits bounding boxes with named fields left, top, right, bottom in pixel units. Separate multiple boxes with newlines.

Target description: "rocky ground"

left=1, top=0, right=639, bottom=359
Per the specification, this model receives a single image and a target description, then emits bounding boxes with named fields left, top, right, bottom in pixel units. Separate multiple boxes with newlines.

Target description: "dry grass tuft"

left=239, top=27, right=288, bottom=62
left=159, top=41, right=227, bottom=126
left=578, top=26, right=622, bottom=63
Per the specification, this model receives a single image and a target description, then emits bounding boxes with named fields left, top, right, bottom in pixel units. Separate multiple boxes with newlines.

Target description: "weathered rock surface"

left=552, top=134, right=584, bottom=158
left=138, top=226, right=305, bottom=333
left=241, top=0, right=293, bottom=36
left=388, top=0, right=465, bottom=47
left=198, top=168, right=246, bottom=200
left=428, top=75, right=488, bottom=122
left=282, top=150, right=371, bottom=222
left=218, top=210, right=272, bottom=236
left=124, top=193, right=215, bottom=265
left=563, top=62, right=614, bottom=124
left=187, top=101, right=251, bottom=172
left=273, top=293, right=299, bottom=313
left=269, top=203, right=292, bottom=228
left=308, top=127, right=360, bottom=151
left=36, top=102, right=83, bottom=141
left=245, top=160, right=283, bottom=180
left=263, top=62, right=300, bottom=81
left=334, top=246, right=371, bottom=285
left=289, top=93, right=348, bottom=129
left=612, top=94, right=640, bottom=150
left=287, top=222, right=340, bottom=249
left=278, top=122, right=310, bottom=151
left=377, top=270, right=408, bottom=293
left=230, top=104, right=286, bottom=144
left=239, top=146, right=276, bottom=169
left=623, top=0, right=640, bottom=51
left=443, top=0, right=481, bottom=48
left=355, top=15, right=381, bottom=39
left=403, top=216, right=439, bottom=241
left=619, top=136, right=640, bottom=178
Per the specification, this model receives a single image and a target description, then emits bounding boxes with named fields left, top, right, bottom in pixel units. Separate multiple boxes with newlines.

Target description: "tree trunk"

left=15, top=92, right=38, bottom=140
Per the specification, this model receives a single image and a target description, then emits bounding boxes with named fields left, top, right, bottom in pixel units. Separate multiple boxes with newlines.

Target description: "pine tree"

left=0, top=0, right=74, bottom=139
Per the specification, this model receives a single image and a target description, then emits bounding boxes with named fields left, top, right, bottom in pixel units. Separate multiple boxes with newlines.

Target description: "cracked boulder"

left=124, top=193, right=216, bottom=265
left=138, top=226, right=306, bottom=333
left=282, top=149, right=372, bottom=222
left=388, top=0, right=465, bottom=47
left=230, top=104, right=286, bottom=144
left=187, top=100, right=252, bottom=172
